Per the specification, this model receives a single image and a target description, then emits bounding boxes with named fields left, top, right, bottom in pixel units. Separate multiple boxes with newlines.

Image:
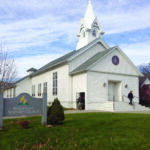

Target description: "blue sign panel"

left=3, top=93, right=43, bottom=117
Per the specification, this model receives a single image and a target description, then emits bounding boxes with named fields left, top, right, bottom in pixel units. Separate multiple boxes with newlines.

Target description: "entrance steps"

left=97, top=101, right=150, bottom=112
left=114, top=102, right=134, bottom=111
left=98, top=102, right=114, bottom=111
left=134, top=103, right=150, bottom=111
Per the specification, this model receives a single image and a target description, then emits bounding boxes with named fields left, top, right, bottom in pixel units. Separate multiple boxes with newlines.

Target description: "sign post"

left=0, top=93, right=3, bottom=128
left=42, top=93, right=47, bottom=125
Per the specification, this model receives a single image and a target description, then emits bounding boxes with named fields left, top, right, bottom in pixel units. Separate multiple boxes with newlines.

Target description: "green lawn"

left=1, top=113, right=150, bottom=150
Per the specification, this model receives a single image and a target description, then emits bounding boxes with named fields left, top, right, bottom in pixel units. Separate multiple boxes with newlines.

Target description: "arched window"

left=92, top=30, right=96, bottom=37
left=83, top=32, right=85, bottom=38
left=94, top=22, right=98, bottom=26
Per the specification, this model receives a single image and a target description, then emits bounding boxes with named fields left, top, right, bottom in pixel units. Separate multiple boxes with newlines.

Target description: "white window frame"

left=53, top=72, right=57, bottom=95
left=10, top=89, right=12, bottom=98
left=43, top=82, right=47, bottom=94
left=13, top=87, right=16, bottom=97
left=32, top=85, right=35, bottom=97
left=38, top=83, right=42, bottom=96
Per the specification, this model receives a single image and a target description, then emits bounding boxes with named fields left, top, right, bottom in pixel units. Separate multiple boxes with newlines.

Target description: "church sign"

left=0, top=93, right=47, bottom=128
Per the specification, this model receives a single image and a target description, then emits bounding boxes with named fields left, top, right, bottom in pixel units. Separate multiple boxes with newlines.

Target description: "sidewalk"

left=64, top=110, right=150, bottom=114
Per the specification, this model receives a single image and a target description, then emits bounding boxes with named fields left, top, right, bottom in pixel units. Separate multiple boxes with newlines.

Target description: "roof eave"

left=15, top=75, right=29, bottom=84
left=115, top=46, right=144, bottom=77
left=70, top=70, right=87, bottom=76
left=68, top=38, right=109, bottom=62
left=30, top=61, right=68, bottom=78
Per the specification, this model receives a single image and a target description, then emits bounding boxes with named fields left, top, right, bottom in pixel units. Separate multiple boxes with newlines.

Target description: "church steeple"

left=84, top=0, right=95, bottom=28
left=76, top=0, right=104, bottom=50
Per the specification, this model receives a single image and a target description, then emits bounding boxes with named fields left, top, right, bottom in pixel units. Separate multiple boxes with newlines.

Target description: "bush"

left=47, top=98, right=65, bottom=125
left=18, top=120, right=30, bottom=129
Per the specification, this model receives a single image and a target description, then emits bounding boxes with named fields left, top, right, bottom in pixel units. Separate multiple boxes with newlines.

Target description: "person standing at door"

left=128, top=91, right=134, bottom=105
left=80, top=96, right=85, bottom=110
left=78, top=96, right=82, bottom=110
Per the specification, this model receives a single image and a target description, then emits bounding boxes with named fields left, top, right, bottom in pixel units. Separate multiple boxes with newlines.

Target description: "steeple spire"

left=76, top=0, right=104, bottom=50
left=84, top=0, right=95, bottom=28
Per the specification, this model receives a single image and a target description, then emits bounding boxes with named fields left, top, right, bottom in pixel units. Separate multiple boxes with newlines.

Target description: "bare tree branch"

left=0, top=45, right=17, bottom=93
left=139, top=63, right=150, bottom=74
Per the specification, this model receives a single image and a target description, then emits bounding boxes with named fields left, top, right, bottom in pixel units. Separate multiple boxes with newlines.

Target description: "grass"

left=1, top=113, right=150, bottom=150
left=63, top=107, right=75, bottom=111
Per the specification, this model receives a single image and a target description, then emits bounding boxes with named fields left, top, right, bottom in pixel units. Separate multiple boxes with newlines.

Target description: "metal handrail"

left=122, top=95, right=138, bottom=110
left=122, top=95, right=139, bottom=101
left=122, top=95, right=128, bottom=102
left=108, top=94, right=115, bottom=110
left=112, top=95, right=139, bottom=110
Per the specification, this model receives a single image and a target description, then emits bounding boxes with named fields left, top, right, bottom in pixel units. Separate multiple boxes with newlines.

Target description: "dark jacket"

left=128, top=92, right=133, bottom=99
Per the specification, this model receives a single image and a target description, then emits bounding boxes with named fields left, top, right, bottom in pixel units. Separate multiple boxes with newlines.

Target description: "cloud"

left=97, top=4, right=150, bottom=34
left=120, top=41, right=150, bottom=65
left=0, top=0, right=150, bottom=77
left=15, top=53, right=65, bottom=78
left=0, top=14, right=78, bottom=53
left=1, top=0, right=150, bottom=53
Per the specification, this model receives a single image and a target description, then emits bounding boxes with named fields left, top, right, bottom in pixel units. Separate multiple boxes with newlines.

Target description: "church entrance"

left=108, top=81, right=121, bottom=101
left=76, top=92, right=85, bottom=110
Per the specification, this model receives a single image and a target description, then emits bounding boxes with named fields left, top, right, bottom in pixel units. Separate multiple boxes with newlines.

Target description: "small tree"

left=47, top=98, right=65, bottom=125
left=0, top=45, right=17, bottom=93
left=139, top=63, right=150, bottom=74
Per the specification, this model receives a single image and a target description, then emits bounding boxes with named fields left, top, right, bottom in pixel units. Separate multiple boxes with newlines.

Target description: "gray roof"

left=31, top=38, right=109, bottom=77
left=15, top=50, right=77, bottom=83
left=15, top=75, right=29, bottom=84
left=70, top=48, right=113, bottom=75
left=15, top=38, right=110, bottom=82
left=27, top=67, right=37, bottom=72
left=30, top=50, right=77, bottom=77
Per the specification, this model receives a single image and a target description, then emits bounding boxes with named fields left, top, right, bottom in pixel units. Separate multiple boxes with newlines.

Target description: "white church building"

left=5, top=0, right=149, bottom=111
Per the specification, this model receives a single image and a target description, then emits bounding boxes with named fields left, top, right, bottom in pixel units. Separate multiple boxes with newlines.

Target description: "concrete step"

left=98, top=102, right=114, bottom=111
left=97, top=101, right=150, bottom=112
left=115, top=102, right=150, bottom=111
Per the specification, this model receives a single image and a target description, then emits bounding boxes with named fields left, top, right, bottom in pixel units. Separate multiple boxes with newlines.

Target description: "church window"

left=13, top=87, right=16, bottom=97
left=32, top=85, right=35, bottom=97
left=83, top=32, right=85, bottom=37
left=53, top=72, right=57, bottom=95
left=112, top=56, right=119, bottom=65
left=94, top=22, right=98, bottom=25
left=10, top=89, right=12, bottom=98
left=38, top=83, right=42, bottom=96
left=43, top=82, right=47, bottom=94
left=80, top=27, right=84, bottom=33
left=7, top=90, right=9, bottom=98
left=92, top=30, right=96, bottom=37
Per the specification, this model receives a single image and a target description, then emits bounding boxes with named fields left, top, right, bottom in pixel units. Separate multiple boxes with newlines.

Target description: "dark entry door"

left=76, top=92, right=85, bottom=110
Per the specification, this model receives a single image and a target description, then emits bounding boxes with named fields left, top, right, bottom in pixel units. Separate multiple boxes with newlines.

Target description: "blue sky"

left=0, top=0, right=150, bottom=77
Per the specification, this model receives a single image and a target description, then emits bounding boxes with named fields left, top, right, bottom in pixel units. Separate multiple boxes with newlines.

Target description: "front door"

left=108, top=81, right=121, bottom=101
left=76, top=92, right=85, bottom=110
left=108, top=81, right=116, bottom=101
